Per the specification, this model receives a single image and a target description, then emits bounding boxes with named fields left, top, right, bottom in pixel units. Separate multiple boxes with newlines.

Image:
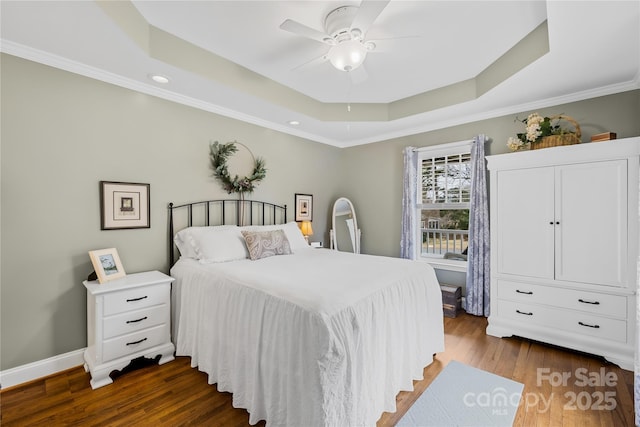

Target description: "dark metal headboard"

left=168, top=199, right=287, bottom=267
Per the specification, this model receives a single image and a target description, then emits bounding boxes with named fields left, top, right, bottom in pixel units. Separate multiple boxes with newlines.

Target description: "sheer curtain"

left=400, top=146, right=417, bottom=259
left=465, top=134, right=491, bottom=316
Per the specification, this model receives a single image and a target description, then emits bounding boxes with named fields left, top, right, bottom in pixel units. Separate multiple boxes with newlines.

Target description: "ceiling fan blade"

left=350, top=0, right=391, bottom=36
left=349, top=65, right=368, bottom=85
left=291, top=52, right=329, bottom=71
left=280, top=19, right=334, bottom=45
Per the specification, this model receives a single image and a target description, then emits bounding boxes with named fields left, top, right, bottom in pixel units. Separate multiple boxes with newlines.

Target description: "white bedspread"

left=171, top=248, right=445, bottom=426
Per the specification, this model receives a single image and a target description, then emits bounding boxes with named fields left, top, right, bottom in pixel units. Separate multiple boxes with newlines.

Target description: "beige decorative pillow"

left=241, top=229, right=292, bottom=260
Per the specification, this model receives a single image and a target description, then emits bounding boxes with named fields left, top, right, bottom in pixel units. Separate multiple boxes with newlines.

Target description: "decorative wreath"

left=209, top=141, right=266, bottom=194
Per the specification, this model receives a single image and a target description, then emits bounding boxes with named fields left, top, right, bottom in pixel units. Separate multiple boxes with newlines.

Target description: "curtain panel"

left=400, top=147, right=417, bottom=259
left=465, top=134, right=491, bottom=316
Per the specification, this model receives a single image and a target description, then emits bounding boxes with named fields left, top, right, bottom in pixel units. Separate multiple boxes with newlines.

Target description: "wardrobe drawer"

left=498, top=280, right=626, bottom=318
left=102, top=324, right=168, bottom=362
left=103, top=284, right=169, bottom=316
left=103, top=304, right=168, bottom=339
left=498, top=300, right=627, bottom=343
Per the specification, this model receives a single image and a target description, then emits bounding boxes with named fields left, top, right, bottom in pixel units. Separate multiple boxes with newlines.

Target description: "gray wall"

left=2, top=51, right=639, bottom=371
left=1, top=54, right=341, bottom=370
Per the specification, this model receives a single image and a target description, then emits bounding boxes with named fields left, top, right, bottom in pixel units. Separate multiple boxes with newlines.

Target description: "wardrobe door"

left=555, top=160, right=628, bottom=287
left=496, top=167, right=555, bottom=279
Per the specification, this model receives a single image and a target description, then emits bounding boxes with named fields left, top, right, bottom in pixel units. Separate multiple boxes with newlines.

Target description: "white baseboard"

left=0, top=348, right=85, bottom=389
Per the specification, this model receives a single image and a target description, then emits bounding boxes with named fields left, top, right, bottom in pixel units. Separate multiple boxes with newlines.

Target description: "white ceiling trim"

left=2, top=39, right=638, bottom=149
left=341, top=77, right=640, bottom=148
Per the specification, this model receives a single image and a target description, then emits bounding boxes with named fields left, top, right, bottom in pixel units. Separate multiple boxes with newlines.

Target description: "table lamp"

left=300, top=221, right=313, bottom=244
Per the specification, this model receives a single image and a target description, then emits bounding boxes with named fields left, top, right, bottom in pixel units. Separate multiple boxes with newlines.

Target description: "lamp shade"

left=327, top=40, right=368, bottom=72
left=300, top=221, right=313, bottom=237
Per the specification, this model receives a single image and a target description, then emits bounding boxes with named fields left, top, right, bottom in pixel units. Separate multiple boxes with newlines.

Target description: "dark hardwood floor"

left=1, top=313, right=634, bottom=426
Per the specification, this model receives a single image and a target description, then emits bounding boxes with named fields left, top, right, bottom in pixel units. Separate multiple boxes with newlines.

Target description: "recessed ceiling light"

left=288, top=120, right=300, bottom=126
left=149, top=74, right=170, bottom=84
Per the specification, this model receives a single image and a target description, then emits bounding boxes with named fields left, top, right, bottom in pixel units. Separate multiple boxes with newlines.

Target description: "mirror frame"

left=330, top=197, right=361, bottom=254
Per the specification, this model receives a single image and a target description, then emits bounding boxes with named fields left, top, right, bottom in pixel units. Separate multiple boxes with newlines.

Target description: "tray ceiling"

left=1, top=1, right=638, bottom=147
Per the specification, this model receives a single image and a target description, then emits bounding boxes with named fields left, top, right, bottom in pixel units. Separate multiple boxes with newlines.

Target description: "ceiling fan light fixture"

left=328, top=40, right=368, bottom=72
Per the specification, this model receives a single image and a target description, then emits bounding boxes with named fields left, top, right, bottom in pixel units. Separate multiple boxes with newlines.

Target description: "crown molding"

left=0, top=40, right=343, bottom=147
left=2, top=39, right=638, bottom=149
left=341, top=78, right=640, bottom=148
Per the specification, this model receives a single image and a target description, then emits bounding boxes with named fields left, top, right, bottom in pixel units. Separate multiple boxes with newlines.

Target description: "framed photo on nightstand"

left=89, top=248, right=126, bottom=284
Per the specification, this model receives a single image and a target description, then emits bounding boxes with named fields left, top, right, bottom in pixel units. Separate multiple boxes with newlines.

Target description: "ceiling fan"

left=279, top=0, right=391, bottom=81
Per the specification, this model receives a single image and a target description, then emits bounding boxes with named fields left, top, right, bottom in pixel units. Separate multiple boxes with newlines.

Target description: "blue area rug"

left=397, top=360, right=523, bottom=427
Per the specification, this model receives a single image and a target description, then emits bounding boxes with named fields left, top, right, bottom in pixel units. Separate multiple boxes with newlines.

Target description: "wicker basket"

left=531, top=115, right=581, bottom=150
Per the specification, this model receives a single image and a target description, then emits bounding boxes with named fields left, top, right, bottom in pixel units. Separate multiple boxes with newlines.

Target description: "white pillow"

left=282, top=222, right=310, bottom=251
left=193, top=227, right=249, bottom=263
left=174, top=225, right=239, bottom=260
left=241, top=222, right=308, bottom=252
left=174, top=226, right=206, bottom=259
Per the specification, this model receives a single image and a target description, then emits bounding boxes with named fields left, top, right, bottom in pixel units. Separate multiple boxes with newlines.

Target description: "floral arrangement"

left=209, top=141, right=266, bottom=194
left=507, top=113, right=575, bottom=151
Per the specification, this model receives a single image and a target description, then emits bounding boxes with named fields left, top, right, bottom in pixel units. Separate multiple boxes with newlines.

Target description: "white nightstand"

left=83, top=270, right=175, bottom=389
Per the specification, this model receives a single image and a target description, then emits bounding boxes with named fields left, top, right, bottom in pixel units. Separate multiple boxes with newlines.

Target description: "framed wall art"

left=294, top=193, right=313, bottom=222
left=100, top=181, right=150, bottom=230
left=88, top=247, right=126, bottom=283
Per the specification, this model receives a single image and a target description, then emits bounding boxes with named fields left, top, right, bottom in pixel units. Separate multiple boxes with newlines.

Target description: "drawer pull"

left=516, top=290, right=533, bottom=295
left=516, top=309, right=533, bottom=316
left=126, top=295, right=148, bottom=302
left=578, top=298, right=600, bottom=305
left=126, top=316, right=148, bottom=324
left=578, top=321, right=600, bottom=329
left=126, top=337, right=148, bottom=346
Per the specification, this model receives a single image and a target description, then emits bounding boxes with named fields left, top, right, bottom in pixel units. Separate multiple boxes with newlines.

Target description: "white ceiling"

left=1, top=1, right=638, bottom=147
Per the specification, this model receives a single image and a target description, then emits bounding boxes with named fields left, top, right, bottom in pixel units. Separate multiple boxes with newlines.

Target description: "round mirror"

left=330, top=197, right=361, bottom=253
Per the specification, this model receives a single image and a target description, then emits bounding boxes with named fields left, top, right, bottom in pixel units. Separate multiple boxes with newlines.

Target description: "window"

left=416, top=140, right=472, bottom=260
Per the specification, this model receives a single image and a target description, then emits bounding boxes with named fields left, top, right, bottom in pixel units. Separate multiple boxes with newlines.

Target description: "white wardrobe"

left=486, top=137, right=639, bottom=370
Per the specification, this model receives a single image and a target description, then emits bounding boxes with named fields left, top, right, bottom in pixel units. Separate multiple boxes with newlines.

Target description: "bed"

left=168, top=199, right=445, bottom=426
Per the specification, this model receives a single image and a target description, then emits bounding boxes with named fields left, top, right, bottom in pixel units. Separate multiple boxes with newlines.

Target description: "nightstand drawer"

left=103, top=304, right=168, bottom=339
left=102, top=324, right=168, bottom=362
left=498, top=300, right=627, bottom=343
left=498, top=280, right=627, bottom=318
left=103, top=284, right=169, bottom=316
